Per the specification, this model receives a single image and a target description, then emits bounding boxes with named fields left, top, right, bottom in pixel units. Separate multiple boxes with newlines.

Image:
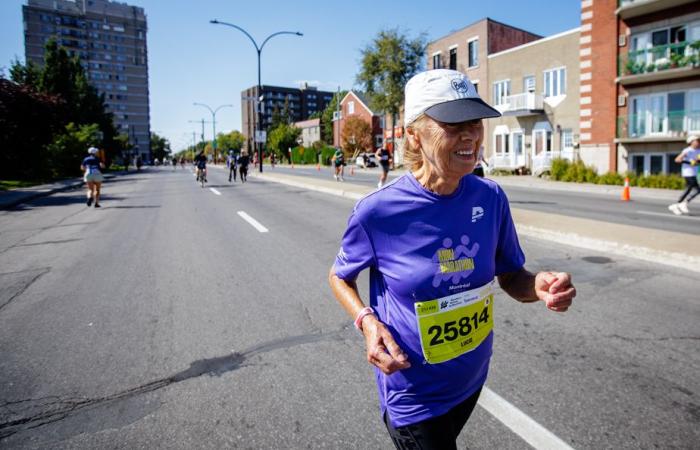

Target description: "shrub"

left=550, top=158, right=569, bottom=180
left=596, top=172, right=624, bottom=186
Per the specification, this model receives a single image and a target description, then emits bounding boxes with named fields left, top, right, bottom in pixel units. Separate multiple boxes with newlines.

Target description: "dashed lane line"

left=479, top=387, right=575, bottom=450
left=237, top=211, right=269, bottom=233
left=209, top=188, right=222, bottom=196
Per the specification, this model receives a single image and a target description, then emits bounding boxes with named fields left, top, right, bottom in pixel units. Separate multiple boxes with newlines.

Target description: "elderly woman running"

left=329, top=69, right=576, bottom=449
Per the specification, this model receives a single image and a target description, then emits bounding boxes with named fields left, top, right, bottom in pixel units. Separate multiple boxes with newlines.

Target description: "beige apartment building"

left=487, top=28, right=581, bottom=175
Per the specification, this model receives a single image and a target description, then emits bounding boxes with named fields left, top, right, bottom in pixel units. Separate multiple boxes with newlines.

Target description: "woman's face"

left=414, top=117, right=484, bottom=181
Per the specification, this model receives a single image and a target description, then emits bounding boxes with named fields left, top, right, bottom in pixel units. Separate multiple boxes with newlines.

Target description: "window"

left=449, top=48, right=457, bottom=70
left=492, top=80, right=510, bottom=106
left=468, top=39, right=478, bottom=67
left=523, top=75, right=535, bottom=93
left=561, top=129, right=573, bottom=150
left=533, top=129, right=552, bottom=154
left=348, top=101, right=355, bottom=114
left=473, top=82, right=478, bottom=93
left=494, top=132, right=509, bottom=154
left=375, top=135, right=384, bottom=148
left=544, top=67, right=566, bottom=97
left=432, top=53, right=442, bottom=69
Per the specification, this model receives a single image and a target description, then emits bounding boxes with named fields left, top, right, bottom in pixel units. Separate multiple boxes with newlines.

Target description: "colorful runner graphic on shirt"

left=432, top=235, right=480, bottom=287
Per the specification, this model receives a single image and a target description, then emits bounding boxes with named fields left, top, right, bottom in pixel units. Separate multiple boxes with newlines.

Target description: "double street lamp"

left=193, top=102, right=233, bottom=164
left=210, top=19, right=303, bottom=173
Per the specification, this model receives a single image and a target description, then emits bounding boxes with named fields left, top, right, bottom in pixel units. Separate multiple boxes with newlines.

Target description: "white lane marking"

left=478, top=387, right=575, bottom=450
left=237, top=211, right=269, bottom=233
left=209, top=188, right=222, bottom=196
left=637, top=210, right=700, bottom=221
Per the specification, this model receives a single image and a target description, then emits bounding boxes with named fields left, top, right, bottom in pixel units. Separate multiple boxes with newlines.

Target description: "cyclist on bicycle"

left=194, top=151, right=207, bottom=183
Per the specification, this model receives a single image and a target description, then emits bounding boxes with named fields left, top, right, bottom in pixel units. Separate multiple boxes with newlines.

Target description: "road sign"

left=255, top=130, right=267, bottom=143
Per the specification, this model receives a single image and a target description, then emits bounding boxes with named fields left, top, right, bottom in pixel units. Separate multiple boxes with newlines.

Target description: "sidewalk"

left=236, top=166, right=700, bottom=273
left=0, top=172, right=122, bottom=210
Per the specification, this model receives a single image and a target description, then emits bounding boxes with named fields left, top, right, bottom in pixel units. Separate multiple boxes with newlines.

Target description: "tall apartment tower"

left=23, top=0, right=150, bottom=160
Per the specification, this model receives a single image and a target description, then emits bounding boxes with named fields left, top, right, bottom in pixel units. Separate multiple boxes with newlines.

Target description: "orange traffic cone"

left=621, top=177, right=631, bottom=201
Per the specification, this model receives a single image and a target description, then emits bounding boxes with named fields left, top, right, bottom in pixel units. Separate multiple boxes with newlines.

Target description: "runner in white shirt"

left=668, top=135, right=700, bottom=215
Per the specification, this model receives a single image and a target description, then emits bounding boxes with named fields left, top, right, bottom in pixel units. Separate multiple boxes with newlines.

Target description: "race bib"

left=414, top=280, right=494, bottom=364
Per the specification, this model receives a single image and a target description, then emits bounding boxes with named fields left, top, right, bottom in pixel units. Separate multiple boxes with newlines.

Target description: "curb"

left=250, top=170, right=700, bottom=273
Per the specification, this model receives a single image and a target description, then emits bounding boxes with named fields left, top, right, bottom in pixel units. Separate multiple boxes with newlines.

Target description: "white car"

left=355, top=153, right=377, bottom=168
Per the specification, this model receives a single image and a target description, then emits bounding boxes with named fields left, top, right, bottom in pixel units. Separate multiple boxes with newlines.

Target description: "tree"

left=320, top=90, right=347, bottom=144
left=341, top=116, right=372, bottom=158
left=150, top=132, right=171, bottom=162
left=46, top=122, right=101, bottom=178
left=357, top=28, right=426, bottom=154
left=216, top=130, right=245, bottom=154
left=267, top=123, right=301, bottom=163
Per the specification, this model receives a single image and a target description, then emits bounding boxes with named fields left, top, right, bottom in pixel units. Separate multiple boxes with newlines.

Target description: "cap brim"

left=424, top=98, right=501, bottom=123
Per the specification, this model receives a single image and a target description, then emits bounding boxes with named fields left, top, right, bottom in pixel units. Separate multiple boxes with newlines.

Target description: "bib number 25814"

left=414, top=281, right=494, bottom=364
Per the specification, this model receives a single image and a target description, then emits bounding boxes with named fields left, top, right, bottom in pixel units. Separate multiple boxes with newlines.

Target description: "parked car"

left=355, top=152, right=377, bottom=168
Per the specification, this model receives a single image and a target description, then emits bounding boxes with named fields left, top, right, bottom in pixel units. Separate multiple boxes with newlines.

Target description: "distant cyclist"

left=238, top=151, right=250, bottom=183
left=194, top=151, right=207, bottom=183
left=332, top=147, right=345, bottom=181
left=81, top=147, right=105, bottom=208
left=228, top=151, right=238, bottom=182
left=375, top=147, right=392, bottom=188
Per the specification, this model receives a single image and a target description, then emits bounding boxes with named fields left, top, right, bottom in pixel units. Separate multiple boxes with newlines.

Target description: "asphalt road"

left=266, top=165, right=700, bottom=235
left=0, top=167, right=697, bottom=449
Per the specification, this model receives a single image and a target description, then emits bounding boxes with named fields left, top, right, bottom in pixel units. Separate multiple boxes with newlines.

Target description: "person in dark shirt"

left=238, top=151, right=250, bottom=183
left=81, top=147, right=105, bottom=207
left=375, top=147, right=393, bottom=188
left=194, top=152, right=207, bottom=183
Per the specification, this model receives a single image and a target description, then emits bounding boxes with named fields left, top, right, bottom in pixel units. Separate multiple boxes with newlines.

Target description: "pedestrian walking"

left=228, top=151, right=238, bottom=182
left=81, top=147, right=105, bottom=208
left=375, top=147, right=392, bottom=188
left=669, top=135, right=700, bottom=215
left=328, top=69, right=576, bottom=450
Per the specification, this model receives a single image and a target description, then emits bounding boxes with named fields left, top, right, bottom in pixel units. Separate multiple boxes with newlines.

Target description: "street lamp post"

left=194, top=102, right=233, bottom=164
left=209, top=19, right=302, bottom=173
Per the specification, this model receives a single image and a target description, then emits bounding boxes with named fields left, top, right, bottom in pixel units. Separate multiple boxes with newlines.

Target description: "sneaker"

left=87, top=197, right=93, bottom=207
left=678, top=201, right=689, bottom=214
left=94, top=203, right=101, bottom=208
left=668, top=203, right=682, bottom=215
left=333, top=174, right=338, bottom=181
left=339, top=177, right=344, bottom=182
left=377, top=182, right=382, bottom=188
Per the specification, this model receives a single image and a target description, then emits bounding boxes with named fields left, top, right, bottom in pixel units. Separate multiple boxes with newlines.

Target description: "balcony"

left=616, top=0, right=699, bottom=19
left=495, top=93, right=545, bottom=116
left=616, top=110, right=700, bottom=143
left=618, top=41, right=700, bottom=85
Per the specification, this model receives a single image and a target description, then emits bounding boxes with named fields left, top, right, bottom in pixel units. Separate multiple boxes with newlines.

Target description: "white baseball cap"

left=404, top=69, right=501, bottom=126
left=687, top=135, right=699, bottom=144
left=88, top=147, right=99, bottom=154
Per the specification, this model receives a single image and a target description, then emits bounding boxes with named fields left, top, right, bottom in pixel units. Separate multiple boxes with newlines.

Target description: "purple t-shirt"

left=333, top=172, right=525, bottom=427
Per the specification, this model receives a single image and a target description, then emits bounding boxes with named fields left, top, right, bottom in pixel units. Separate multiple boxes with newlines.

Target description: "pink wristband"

left=354, top=306, right=375, bottom=331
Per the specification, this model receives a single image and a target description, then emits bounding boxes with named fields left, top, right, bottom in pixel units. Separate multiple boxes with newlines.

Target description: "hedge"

left=549, top=158, right=684, bottom=190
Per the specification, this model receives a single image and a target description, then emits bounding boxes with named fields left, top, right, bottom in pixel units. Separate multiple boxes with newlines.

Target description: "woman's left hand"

left=534, top=272, right=576, bottom=312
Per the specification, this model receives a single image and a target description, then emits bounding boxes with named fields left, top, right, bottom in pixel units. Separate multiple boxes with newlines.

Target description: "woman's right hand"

left=361, top=315, right=411, bottom=374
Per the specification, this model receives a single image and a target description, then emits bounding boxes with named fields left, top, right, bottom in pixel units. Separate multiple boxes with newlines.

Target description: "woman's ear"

left=406, top=125, right=420, bottom=148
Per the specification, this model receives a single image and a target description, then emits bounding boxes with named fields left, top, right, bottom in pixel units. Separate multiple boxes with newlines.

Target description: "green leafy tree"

left=150, top=132, right=171, bottom=162
left=320, top=90, right=347, bottom=144
left=357, top=28, right=426, bottom=151
left=267, top=123, right=301, bottom=163
left=46, top=122, right=101, bottom=177
left=217, top=130, right=245, bottom=154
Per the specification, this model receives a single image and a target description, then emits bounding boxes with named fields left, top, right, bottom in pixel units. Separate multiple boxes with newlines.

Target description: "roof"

left=294, top=118, right=320, bottom=128
left=429, top=17, right=542, bottom=46
left=340, top=91, right=384, bottom=116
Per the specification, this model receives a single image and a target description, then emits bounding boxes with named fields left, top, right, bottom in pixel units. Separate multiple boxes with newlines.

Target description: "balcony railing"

left=616, top=110, right=700, bottom=139
left=619, top=41, right=700, bottom=77
left=495, top=93, right=544, bottom=115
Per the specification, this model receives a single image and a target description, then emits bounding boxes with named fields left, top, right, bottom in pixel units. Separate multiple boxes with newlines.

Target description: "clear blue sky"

left=1, top=0, right=581, bottom=151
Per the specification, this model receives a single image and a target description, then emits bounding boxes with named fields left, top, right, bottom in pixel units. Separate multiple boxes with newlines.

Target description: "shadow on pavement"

left=102, top=205, right=160, bottom=209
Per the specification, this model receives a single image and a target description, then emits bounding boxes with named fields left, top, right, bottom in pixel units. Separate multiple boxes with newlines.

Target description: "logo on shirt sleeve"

left=471, top=206, right=484, bottom=223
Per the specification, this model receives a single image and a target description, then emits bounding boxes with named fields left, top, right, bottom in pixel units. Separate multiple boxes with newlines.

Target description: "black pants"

left=229, top=165, right=237, bottom=181
left=384, top=388, right=482, bottom=450
left=239, top=166, right=248, bottom=182
left=678, top=176, right=700, bottom=203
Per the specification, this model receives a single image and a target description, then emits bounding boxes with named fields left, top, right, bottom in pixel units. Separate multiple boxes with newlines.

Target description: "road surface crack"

left=0, top=267, right=50, bottom=312
left=0, top=327, right=349, bottom=439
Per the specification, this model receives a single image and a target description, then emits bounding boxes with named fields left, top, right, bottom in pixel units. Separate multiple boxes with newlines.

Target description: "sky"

left=1, top=0, right=582, bottom=151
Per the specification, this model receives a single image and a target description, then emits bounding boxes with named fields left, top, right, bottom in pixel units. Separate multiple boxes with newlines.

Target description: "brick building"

left=333, top=91, right=384, bottom=153
left=426, top=18, right=542, bottom=160
left=583, top=0, right=700, bottom=175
